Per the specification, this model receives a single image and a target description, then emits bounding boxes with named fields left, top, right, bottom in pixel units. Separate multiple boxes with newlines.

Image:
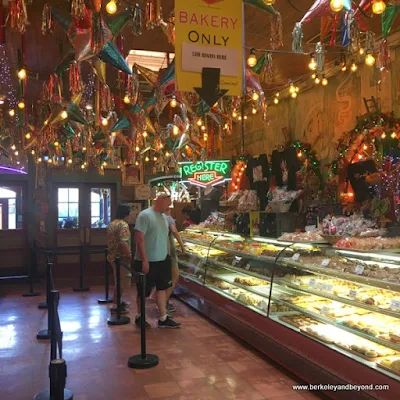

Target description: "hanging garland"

left=331, top=111, right=400, bottom=175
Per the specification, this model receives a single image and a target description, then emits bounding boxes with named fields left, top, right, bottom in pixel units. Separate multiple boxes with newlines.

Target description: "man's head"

left=115, top=204, right=135, bottom=223
left=153, top=194, right=171, bottom=213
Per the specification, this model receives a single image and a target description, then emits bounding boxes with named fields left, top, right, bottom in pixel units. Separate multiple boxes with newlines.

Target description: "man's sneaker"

left=110, top=307, right=129, bottom=315
left=158, top=316, right=181, bottom=329
left=166, top=302, right=176, bottom=312
left=135, top=316, right=151, bottom=328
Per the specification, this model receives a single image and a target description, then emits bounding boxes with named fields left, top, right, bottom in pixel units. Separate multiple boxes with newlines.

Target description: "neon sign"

left=179, top=160, right=231, bottom=188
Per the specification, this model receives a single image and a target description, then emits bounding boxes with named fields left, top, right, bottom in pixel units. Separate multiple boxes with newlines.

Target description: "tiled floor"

left=0, top=285, right=324, bottom=400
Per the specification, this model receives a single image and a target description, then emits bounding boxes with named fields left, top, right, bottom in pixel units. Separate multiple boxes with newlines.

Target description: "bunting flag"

left=382, top=4, right=400, bottom=38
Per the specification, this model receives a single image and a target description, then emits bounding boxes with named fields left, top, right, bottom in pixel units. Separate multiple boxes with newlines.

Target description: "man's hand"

left=142, top=260, right=150, bottom=274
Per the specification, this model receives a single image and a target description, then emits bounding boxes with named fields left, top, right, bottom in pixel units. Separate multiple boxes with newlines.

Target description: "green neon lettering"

left=220, top=162, right=228, bottom=175
left=183, top=165, right=190, bottom=176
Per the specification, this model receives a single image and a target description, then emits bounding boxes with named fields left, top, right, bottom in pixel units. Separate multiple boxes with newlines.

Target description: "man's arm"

left=169, top=224, right=185, bottom=253
left=135, top=230, right=149, bottom=274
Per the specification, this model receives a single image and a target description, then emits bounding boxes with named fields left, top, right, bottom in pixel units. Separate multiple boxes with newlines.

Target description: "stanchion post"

left=22, top=246, right=40, bottom=297
left=33, top=290, right=73, bottom=400
left=107, top=258, right=130, bottom=326
left=128, top=273, right=159, bottom=369
left=38, top=251, right=52, bottom=309
left=73, top=245, right=89, bottom=292
left=98, top=249, right=113, bottom=304
left=37, top=260, right=53, bottom=340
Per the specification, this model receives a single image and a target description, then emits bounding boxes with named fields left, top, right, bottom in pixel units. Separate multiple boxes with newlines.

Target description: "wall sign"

left=179, top=160, right=231, bottom=188
left=134, top=185, right=151, bottom=200
left=175, top=0, right=244, bottom=97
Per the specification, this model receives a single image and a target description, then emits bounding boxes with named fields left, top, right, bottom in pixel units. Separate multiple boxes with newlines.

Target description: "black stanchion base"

left=73, top=287, right=90, bottom=292
left=22, top=291, right=41, bottom=297
left=128, top=354, right=159, bottom=369
left=38, top=302, right=48, bottom=309
left=107, top=316, right=130, bottom=325
left=33, top=388, right=73, bottom=400
left=98, top=298, right=113, bottom=304
left=36, top=329, right=50, bottom=340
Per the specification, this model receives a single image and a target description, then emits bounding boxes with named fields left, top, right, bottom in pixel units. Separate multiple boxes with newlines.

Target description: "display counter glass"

left=177, top=228, right=400, bottom=383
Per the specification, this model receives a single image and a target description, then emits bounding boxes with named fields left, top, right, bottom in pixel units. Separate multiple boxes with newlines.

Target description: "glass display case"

left=176, top=228, right=400, bottom=387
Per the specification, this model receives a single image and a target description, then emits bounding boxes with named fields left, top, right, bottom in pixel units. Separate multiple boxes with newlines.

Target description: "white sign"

left=182, top=43, right=239, bottom=76
left=134, top=185, right=151, bottom=200
left=354, top=265, right=365, bottom=275
left=321, top=259, right=330, bottom=267
left=292, top=253, right=300, bottom=261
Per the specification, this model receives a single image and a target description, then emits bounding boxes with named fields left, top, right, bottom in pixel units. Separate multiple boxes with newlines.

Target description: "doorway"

left=0, top=184, right=28, bottom=276
left=53, top=183, right=116, bottom=267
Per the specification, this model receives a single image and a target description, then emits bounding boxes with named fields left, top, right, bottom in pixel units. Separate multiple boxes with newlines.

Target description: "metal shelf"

left=272, top=297, right=400, bottom=353
left=279, top=279, right=400, bottom=320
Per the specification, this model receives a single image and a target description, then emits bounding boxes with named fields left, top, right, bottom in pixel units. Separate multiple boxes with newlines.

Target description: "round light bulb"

left=273, top=98, right=279, bottom=104
left=153, top=156, right=158, bottom=161
left=48, top=158, right=53, bottom=164
left=308, top=58, right=317, bottom=71
left=106, top=0, right=117, bottom=14
left=381, top=132, right=386, bottom=139
left=68, top=158, right=73, bottom=164
left=315, top=77, right=321, bottom=84
left=145, top=156, right=150, bottom=162
left=351, top=63, right=358, bottom=72
left=252, top=107, right=257, bottom=114
left=54, top=141, right=59, bottom=147
left=201, top=125, right=206, bottom=131
left=247, top=53, right=257, bottom=68
left=365, top=53, right=376, bottom=67
left=9, top=109, right=15, bottom=117
left=123, top=94, right=130, bottom=104
left=143, top=131, right=148, bottom=138
left=170, top=96, right=177, bottom=108
left=341, top=64, right=347, bottom=72
left=38, top=157, right=42, bottom=163
left=173, top=125, right=179, bottom=135
left=391, top=132, right=397, bottom=139
left=82, top=147, right=87, bottom=151
left=244, top=115, right=248, bottom=120
left=322, top=77, right=328, bottom=86
left=135, top=161, right=139, bottom=166
left=11, top=144, right=16, bottom=150
left=372, top=0, right=386, bottom=15
left=291, top=92, right=298, bottom=98
left=135, top=146, right=140, bottom=152
left=197, top=119, right=202, bottom=126
left=359, top=48, right=365, bottom=55
left=60, top=110, right=68, bottom=119
left=31, top=149, right=35, bottom=155
left=101, top=118, right=108, bottom=126
left=330, top=0, right=344, bottom=12
left=252, top=91, right=259, bottom=101
left=14, top=151, right=19, bottom=156
left=311, top=73, right=317, bottom=79
left=17, top=68, right=27, bottom=80
left=166, top=152, right=170, bottom=157
left=289, top=84, right=295, bottom=94
left=25, top=133, right=31, bottom=139
left=298, top=151, right=303, bottom=158
left=18, top=101, right=25, bottom=109
left=232, top=111, right=238, bottom=118
left=81, top=164, right=85, bottom=169
left=363, top=144, right=368, bottom=150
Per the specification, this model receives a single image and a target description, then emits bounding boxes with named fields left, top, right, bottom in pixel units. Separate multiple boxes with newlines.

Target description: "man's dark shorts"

left=134, top=255, right=172, bottom=297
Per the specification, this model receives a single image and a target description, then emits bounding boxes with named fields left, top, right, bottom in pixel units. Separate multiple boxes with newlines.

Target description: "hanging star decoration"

left=50, top=5, right=132, bottom=75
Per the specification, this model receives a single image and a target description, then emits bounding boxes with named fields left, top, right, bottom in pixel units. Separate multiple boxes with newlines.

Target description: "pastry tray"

left=376, top=359, right=400, bottom=377
left=334, top=343, right=387, bottom=362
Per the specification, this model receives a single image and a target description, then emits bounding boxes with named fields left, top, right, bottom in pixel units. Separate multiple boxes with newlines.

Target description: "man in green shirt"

left=134, top=194, right=181, bottom=328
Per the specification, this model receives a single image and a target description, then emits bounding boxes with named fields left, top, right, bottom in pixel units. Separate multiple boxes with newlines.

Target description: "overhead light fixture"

left=170, top=95, right=178, bottom=108
left=322, top=76, right=328, bottom=86
left=359, top=47, right=365, bottom=55
left=308, top=54, right=317, bottom=71
left=106, top=0, right=117, bottom=14
left=372, top=0, right=386, bottom=15
left=273, top=97, right=279, bottom=104
left=365, top=52, right=376, bottom=67
left=252, top=107, right=257, bottom=114
left=289, top=82, right=296, bottom=95
left=17, top=68, right=27, bottom=80
left=351, top=62, right=358, bottom=72
left=291, top=92, right=298, bottom=99
left=247, top=48, right=257, bottom=68
left=252, top=91, right=259, bottom=101
left=18, top=100, right=25, bottom=109
left=315, top=76, right=321, bottom=84
left=311, top=73, right=317, bottom=79
left=330, top=0, right=344, bottom=12
left=9, top=109, right=15, bottom=117
left=341, top=63, right=347, bottom=72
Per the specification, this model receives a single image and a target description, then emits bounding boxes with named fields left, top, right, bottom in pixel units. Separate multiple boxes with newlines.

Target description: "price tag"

left=259, top=300, right=268, bottom=310
left=355, top=265, right=365, bottom=275
left=321, top=306, right=330, bottom=315
left=390, top=300, right=400, bottom=311
left=228, top=287, right=233, bottom=295
left=292, top=253, right=300, bottom=261
left=321, top=259, right=331, bottom=267
left=245, top=263, right=251, bottom=271
left=309, top=279, right=316, bottom=287
left=232, top=256, right=241, bottom=266
left=321, top=284, right=333, bottom=293
left=348, top=290, right=358, bottom=299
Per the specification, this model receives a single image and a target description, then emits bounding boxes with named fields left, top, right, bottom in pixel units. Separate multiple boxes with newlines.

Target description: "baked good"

left=234, top=276, right=269, bottom=286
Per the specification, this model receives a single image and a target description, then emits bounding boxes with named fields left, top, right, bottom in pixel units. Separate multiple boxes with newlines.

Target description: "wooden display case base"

left=176, top=278, right=399, bottom=400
